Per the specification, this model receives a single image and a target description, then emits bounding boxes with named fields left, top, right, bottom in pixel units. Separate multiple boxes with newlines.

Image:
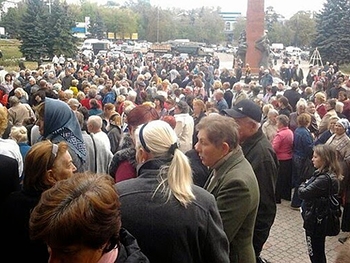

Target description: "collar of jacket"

left=137, top=157, right=172, bottom=178
left=241, top=127, right=265, bottom=154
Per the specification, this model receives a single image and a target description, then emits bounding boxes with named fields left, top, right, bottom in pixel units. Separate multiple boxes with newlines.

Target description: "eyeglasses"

left=46, top=143, right=58, bottom=170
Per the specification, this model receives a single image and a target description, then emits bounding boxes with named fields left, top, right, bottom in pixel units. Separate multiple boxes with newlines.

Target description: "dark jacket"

left=185, top=149, right=210, bottom=187
left=0, top=189, right=49, bottom=262
left=241, top=128, right=279, bottom=256
left=0, top=154, right=20, bottom=201
left=116, top=158, right=230, bottom=263
left=283, top=89, right=301, bottom=112
left=109, top=133, right=137, bottom=182
left=116, top=228, right=150, bottom=263
left=298, top=171, right=339, bottom=236
left=108, top=125, right=123, bottom=155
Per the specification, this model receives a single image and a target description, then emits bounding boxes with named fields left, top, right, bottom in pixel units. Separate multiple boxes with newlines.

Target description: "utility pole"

left=156, top=6, right=160, bottom=43
left=46, top=0, right=52, bottom=14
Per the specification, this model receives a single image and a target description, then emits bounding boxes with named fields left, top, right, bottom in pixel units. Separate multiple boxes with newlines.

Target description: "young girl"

left=298, top=144, right=342, bottom=263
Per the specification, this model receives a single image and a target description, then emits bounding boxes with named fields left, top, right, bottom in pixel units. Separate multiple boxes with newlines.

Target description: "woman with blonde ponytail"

left=115, top=120, right=229, bottom=263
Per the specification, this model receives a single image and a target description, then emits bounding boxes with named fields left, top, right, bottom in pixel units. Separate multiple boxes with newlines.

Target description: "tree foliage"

left=18, top=0, right=48, bottom=60
left=0, top=4, right=25, bottom=39
left=313, top=0, right=350, bottom=64
left=18, top=0, right=77, bottom=60
left=286, top=11, right=316, bottom=48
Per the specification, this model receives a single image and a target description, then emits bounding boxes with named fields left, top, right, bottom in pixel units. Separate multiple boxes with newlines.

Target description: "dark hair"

left=89, top=98, right=101, bottom=109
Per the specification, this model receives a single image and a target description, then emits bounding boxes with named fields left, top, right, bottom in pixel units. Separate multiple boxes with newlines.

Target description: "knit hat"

left=337, top=118, right=350, bottom=130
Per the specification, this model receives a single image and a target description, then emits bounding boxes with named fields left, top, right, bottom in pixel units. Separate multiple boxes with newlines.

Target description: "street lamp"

left=156, top=6, right=160, bottom=42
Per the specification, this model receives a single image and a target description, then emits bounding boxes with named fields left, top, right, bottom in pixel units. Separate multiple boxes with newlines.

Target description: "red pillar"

left=246, top=0, right=265, bottom=74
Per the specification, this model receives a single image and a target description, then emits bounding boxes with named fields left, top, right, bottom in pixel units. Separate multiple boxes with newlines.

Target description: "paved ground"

left=217, top=52, right=347, bottom=262
left=260, top=199, right=345, bottom=263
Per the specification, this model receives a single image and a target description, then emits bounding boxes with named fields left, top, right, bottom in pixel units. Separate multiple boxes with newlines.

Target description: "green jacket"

left=205, top=148, right=260, bottom=263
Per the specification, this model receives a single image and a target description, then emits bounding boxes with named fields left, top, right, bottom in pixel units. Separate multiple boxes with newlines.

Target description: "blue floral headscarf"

left=43, top=98, right=86, bottom=161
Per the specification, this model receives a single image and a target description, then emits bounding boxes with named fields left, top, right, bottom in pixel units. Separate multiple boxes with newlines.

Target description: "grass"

left=0, top=39, right=37, bottom=71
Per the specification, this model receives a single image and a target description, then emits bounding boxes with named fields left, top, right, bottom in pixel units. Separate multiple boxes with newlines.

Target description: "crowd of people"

left=0, top=51, right=349, bottom=263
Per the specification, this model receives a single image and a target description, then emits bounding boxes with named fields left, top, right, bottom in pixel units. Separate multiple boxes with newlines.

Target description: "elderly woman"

left=7, top=96, right=36, bottom=126
left=272, top=114, right=294, bottom=203
left=0, top=140, right=76, bottom=262
left=262, top=108, right=279, bottom=142
left=325, top=118, right=350, bottom=244
left=116, top=120, right=229, bottom=263
left=289, top=98, right=318, bottom=137
left=318, top=98, right=338, bottom=135
left=29, top=172, right=149, bottom=263
left=14, top=87, right=29, bottom=104
left=314, top=116, right=339, bottom=146
left=35, top=97, right=87, bottom=172
left=326, top=118, right=350, bottom=161
left=291, top=113, right=315, bottom=209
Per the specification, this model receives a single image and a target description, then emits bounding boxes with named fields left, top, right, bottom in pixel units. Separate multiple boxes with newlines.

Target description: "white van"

left=81, top=39, right=111, bottom=51
left=81, top=39, right=99, bottom=50
left=285, top=46, right=302, bottom=56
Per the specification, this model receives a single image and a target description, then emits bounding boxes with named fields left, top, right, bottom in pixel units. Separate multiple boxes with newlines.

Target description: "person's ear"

left=45, top=170, right=57, bottom=185
left=221, top=142, right=230, bottom=156
left=138, top=147, right=150, bottom=163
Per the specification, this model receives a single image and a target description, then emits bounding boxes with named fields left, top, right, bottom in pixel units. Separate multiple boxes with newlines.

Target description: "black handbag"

left=314, top=174, right=341, bottom=237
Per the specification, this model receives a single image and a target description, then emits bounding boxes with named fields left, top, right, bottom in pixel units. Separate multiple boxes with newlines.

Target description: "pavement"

left=260, top=198, right=345, bottom=263
left=217, top=53, right=346, bottom=262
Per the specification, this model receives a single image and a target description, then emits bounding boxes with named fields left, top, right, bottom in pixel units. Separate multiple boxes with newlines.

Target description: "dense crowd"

left=0, top=51, right=350, bottom=263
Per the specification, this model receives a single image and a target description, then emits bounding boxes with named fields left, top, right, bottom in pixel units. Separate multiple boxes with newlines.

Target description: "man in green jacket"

left=195, top=114, right=260, bottom=263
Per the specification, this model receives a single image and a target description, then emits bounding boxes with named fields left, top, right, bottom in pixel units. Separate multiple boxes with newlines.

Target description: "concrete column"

left=246, top=0, right=265, bottom=73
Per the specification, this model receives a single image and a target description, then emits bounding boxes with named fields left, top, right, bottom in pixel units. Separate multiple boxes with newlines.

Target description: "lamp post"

left=46, top=0, right=51, bottom=14
left=156, top=6, right=160, bottom=42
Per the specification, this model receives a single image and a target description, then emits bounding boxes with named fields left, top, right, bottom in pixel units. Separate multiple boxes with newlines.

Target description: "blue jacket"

left=293, top=127, right=313, bottom=158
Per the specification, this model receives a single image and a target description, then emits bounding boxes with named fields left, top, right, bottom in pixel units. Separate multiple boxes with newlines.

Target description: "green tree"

left=19, top=0, right=49, bottom=60
left=47, top=0, right=78, bottom=58
left=88, top=11, right=106, bottom=39
left=286, top=11, right=316, bottom=48
left=313, top=0, right=349, bottom=64
left=0, top=4, right=25, bottom=39
left=19, top=0, right=78, bottom=60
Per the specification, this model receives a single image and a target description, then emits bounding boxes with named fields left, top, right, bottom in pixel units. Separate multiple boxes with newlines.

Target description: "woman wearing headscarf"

left=325, top=118, right=350, bottom=243
left=35, top=97, right=87, bottom=172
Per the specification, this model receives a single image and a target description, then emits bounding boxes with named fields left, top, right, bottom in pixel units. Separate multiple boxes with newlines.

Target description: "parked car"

left=107, top=50, right=125, bottom=59
left=97, top=50, right=108, bottom=58
left=161, top=53, right=173, bottom=59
